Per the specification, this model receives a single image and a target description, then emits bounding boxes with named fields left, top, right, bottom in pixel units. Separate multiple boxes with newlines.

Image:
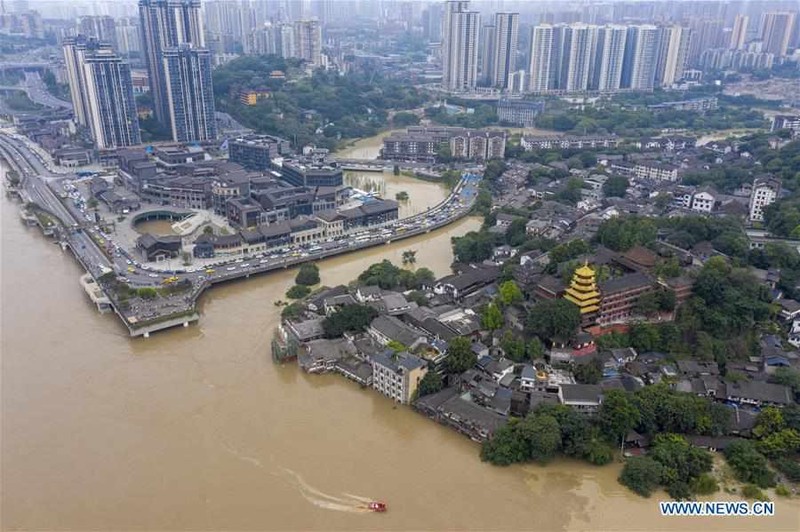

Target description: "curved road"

left=1, top=132, right=481, bottom=334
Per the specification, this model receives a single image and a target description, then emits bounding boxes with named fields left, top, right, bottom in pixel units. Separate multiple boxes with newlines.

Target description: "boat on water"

left=367, top=502, right=387, bottom=512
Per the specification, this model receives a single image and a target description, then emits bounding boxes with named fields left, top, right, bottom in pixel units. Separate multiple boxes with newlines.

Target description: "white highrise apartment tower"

left=442, top=0, right=480, bottom=91
left=760, top=12, right=796, bottom=56
left=479, top=23, right=495, bottom=86
left=562, top=24, right=597, bottom=92
left=82, top=50, right=141, bottom=149
left=730, top=14, right=748, bottom=50
left=655, top=26, right=691, bottom=87
left=625, top=25, right=660, bottom=90
left=491, top=12, right=519, bottom=90
left=293, top=19, right=322, bottom=67
left=593, top=25, right=627, bottom=91
left=528, top=24, right=555, bottom=93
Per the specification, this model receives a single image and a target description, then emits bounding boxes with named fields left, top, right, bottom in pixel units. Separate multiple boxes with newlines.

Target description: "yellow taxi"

left=127, top=266, right=135, bottom=273
left=205, top=269, right=215, bottom=274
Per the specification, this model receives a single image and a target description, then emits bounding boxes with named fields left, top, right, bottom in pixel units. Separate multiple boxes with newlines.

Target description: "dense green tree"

left=628, top=323, right=661, bottom=352
left=295, top=263, right=320, bottom=286
left=526, top=299, right=581, bottom=342
left=358, top=260, right=433, bottom=290
left=556, top=177, right=584, bottom=204
left=407, top=290, right=430, bottom=307
left=281, top=301, right=303, bottom=320
left=596, top=216, right=657, bottom=251
left=547, top=239, right=591, bottom=269
left=783, top=404, right=800, bottom=432
left=582, top=437, right=615, bottom=465
left=519, top=414, right=562, bottom=463
left=444, top=337, right=477, bottom=374
left=412, top=267, right=436, bottom=289
left=504, top=218, right=529, bottom=247
left=602, top=175, right=629, bottom=198
left=321, top=304, right=378, bottom=338
left=285, top=284, right=311, bottom=299
left=393, top=111, right=420, bottom=127
left=599, top=389, right=641, bottom=447
left=534, top=404, right=593, bottom=458
left=498, top=280, right=523, bottom=306
left=753, top=407, right=785, bottom=439
left=635, top=292, right=661, bottom=317
left=773, top=457, right=800, bottom=482
left=480, top=421, right=530, bottom=465
left=631, top=385, right=731, bottom=437
left=482, top=302, right=504, bottom=334
left=213, top=57, right=426, bottom=149
left=649, top=434, right=713, bottom=500
left=500, top=330, right=526, bottom=362
left=527, top=337, right=545, bottom=361
left=724, top=440, right=776, bottom=489
left=452, top=231, right=494, bottom=263
left=573, top=358, right=603, bottom=384
left=757, top=429, right=800, bottom=459
left=483, top=159, right=508, bottom=181
left=687, top=257, right=772, bottom=338
left=416, top=370, right=443, bottom=398
left=619, top=457, right=664, bottom=497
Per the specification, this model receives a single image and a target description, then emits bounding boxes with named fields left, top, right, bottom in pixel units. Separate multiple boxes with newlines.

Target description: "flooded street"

left=2, top=160, right=799, bottom=530
left=134, top=219, right=178, bottom=235
left=335, top=129, right=402, bottom=160
left=345, top=170, right=447, bottom=218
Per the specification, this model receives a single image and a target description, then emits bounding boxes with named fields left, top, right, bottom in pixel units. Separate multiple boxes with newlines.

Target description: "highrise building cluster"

left=435, top=1, right=797, bottom=94
left=63, top=0, right=219, bottom=148
left=138, top=0, right=217, bottom=142
left=63, top=36, right=140, bottom=150
left=246, top=19, right=322, bottom=67
left=526, top=23, right=691, bottom=94
left=0, top=8, right=43, bottom=38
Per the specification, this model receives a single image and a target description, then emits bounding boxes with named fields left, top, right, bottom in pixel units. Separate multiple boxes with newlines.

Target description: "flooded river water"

left=2, top=165, right=799, bottom=531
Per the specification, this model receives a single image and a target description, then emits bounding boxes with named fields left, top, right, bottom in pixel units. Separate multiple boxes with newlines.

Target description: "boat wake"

left=281, top=468, right=374, bottom=514
left=222, top=443, right=266, bottom=469
left=220, top=443, right=377, bottom=514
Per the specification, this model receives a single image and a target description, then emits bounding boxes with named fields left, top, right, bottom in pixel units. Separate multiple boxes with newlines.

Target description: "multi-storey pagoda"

left=564, top=262, right=600, bottom=325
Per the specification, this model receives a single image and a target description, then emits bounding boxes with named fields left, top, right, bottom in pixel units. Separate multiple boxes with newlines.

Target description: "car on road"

left=226, top=266, right=236, bottom=271
left=127, top=266, right=135, bottom=273
left=205, top=269, right=215, bottom=274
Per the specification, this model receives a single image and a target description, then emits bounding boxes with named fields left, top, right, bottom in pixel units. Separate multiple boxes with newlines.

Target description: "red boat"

left=367, top=502, right=387, bottom=512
